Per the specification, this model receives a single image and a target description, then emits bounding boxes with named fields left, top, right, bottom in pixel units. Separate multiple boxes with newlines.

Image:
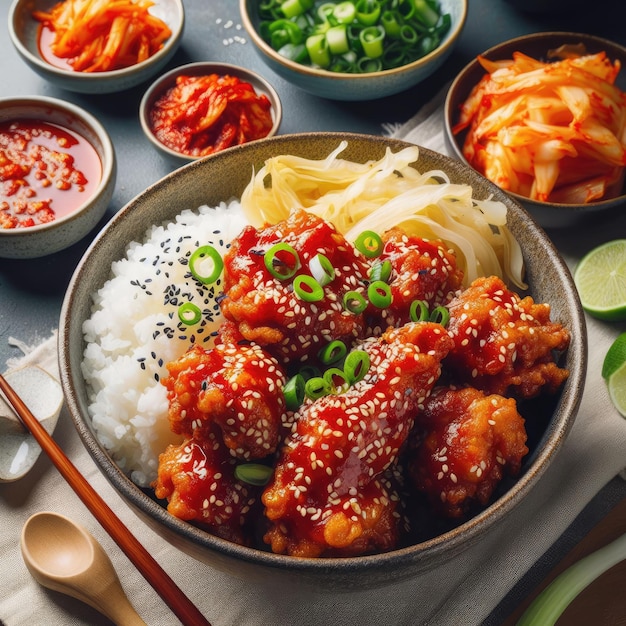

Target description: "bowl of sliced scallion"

left=240, top=0, right=467, bottom=100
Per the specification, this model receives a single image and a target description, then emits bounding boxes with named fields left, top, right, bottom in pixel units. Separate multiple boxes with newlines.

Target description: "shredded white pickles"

left=240, top=141, right=527, bottom=289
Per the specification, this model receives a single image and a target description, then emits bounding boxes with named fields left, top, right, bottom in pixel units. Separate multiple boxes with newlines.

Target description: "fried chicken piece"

left=161, top=342, right=287, bottom=459
left=154, top=427, right=257, bottom=545
left=368, top=229, right=464, bottom=332
left=220, top=209, right=371, bottom=364
left=408, top=386, right=529, bottom=518
left=444, top=275, right=570, bottom=398
left=262, top=322, right=454, bottom=557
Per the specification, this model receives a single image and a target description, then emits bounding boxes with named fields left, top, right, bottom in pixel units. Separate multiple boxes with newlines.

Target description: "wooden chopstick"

left=0, top=373, right=212, bottom=626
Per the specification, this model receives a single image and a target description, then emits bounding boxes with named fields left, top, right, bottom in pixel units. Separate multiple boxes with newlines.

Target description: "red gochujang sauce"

left=0, top=119, right=102, bottom=229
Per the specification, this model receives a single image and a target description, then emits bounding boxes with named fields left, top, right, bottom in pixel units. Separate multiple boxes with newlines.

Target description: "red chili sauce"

left=37, top=25, right=74, bottom=71
left=0, top=119, right=102, bottom=229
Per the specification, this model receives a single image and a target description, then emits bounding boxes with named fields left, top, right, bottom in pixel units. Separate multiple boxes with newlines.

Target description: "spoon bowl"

left=21, top=511, right=146, bottom=626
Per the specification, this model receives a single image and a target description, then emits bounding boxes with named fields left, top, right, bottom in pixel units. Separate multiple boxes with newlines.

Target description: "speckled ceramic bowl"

left=240, top=0, right=467, bottom=101
left=444, top=32, right=626, bottom=229
left=59, top=132, right=585, bottom=591
left=8, top=0, right=184, bottom=94
left=140, top=62, right=282, bottom=165
left=0, top=96, right=116, bottom=259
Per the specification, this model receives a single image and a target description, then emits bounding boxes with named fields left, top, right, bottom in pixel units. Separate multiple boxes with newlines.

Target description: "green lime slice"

left=608, top=360, right=626, bottom=417
left=573, top=239, right=626, bottom=321
left=602, top=332, right=626, bottom=380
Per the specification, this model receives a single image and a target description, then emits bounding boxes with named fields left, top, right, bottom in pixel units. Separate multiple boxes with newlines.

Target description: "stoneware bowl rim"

left=139, top=61, right=283, bottom=163
left=59, top=132, right=586, bottom=590
left=8, top=0, right=185, bottom=93
left=444, top=31, right=626, bottom=227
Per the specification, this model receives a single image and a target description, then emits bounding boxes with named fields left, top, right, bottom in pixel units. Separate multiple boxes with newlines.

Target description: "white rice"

left=81, top=201, right=249, bottom=487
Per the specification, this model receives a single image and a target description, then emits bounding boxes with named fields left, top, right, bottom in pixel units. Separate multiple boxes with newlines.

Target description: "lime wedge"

left=574, top=240, right=626, bottom=321
left=602, top=332, right=626, bottom=380
left=608, top=360, right=626, bottom=417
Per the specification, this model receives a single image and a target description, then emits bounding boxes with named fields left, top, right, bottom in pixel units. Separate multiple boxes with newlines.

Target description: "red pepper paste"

left=0, top=119, right=102, bottom=229
left=149, top=74, right=275, bottom=158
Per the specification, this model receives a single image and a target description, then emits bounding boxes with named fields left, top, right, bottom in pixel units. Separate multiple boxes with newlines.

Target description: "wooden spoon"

left=21, top=511, right=146, bottom=625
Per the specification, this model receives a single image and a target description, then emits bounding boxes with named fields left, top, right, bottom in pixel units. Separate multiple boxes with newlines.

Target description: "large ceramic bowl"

left=0, top=96, right=116, bottom=259
left=8, top=0, right=184, bottom=94
left=444, top=32, right=626, bottom=229
left=240, top=0, right=467, bottom=101
left=59, top=132, right=586, bottom=591
left=140, top=62, right=282, bottom=165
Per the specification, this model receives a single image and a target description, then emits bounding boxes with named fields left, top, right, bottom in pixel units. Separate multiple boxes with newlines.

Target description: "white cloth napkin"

left=2, top=94, right=626, bottom=626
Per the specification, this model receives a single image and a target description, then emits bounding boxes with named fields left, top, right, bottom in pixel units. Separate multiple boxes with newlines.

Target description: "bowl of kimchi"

left=8, top=0, right=184, bottom=94
left=444, top=32, right=626, bottom=229
left=139, top=61, right=283, bottom=164
left=60, top=132, right=585, bottom=597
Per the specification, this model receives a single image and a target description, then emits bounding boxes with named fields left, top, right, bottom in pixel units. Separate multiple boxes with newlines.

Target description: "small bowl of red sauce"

left=0, top=96, right=116, bottom=259
left=139, top=62, right=283, bottom=165
left=8, top=0, right=184, bottom=94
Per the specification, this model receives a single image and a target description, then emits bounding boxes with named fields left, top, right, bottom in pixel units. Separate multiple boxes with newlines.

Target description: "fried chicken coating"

left=369, top=229, right=464, bottom=331
left=444, top=275, right=570, bottom=398
left=154, top=427, right=257, bottom=545
left=408, top=386, right=529, bottom=518
left=262, top=322, right=454, bottom=557
left=220, top=209, right=371, bottom=364
left=161, top=342, right=287, bottom=459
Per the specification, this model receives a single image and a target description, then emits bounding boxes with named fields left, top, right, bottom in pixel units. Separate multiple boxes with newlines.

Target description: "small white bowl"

left=240, top=0, right=467, bottom=101
left=0, top=96, right=116, bottom=259
left=8, top=0, right=184, bottom=94
left=140, top=62, right=282, bottom=165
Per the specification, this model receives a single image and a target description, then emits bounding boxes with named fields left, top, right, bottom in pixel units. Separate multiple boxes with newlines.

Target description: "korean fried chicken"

left=370, top=229, right=464, bottom=331
left=220, top=209, right=371, bottom=364
left=154, top=426, right=257, bottom=544
left=161, top=342, right=287, bottom=459
left=444, top=275, right=570, bottom=398
left=262, top=322, right=454, bottom=557
left=408, top=386, right=529, bottom=518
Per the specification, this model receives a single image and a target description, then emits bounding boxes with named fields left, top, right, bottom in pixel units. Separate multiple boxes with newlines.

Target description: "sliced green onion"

left=413, top=0, right=440, bottom=28
left=309, top=253, right=335, bottom=286
left=264, top=242, right=300, bottom=280
left=305, top=376, right=331, bottom=400
left=293, top=274, right=324, bottom=302
left=283, top=374, right=306, bottom=411
left=429, top=305, right=450, bottom=327
left=235, top=463, right=274, bottom=486
left=369, top=259, right=392, bottom=282
left=189, top=245, right=223, bottom=284
left=355, top=0, right=381, bottom=25
left=318, top=340, right=347, bottom=365
left=381, top=10, right=402, bottom=38
left=280, top=0, right=312, bottom=18
left=517, top=532, right=626, bottom=626
left=399, top=24, right=418, bottom=45
left=368, top=280, right=393, bottom=308
left=343, top=290, right=367, bottom=314
left=326, top=24, right=350, bottom=55
left=356, top=56, right=383, bottom=72
left=344, top=350, right=370, bottom=383
left=359, top=25, right=385, bottom=58
left=277, top=42, right=309, bottom=63
left=333, top=1, right=357, bottom=23
left=306, top=33, right=331, bottom=67
left=323, top=367, right=350, bottom=393
left=410, top=299, right=430, bottom=322
left=354, top=230, right=384, bottom=258
left=177, top=301, right=202, bottom=326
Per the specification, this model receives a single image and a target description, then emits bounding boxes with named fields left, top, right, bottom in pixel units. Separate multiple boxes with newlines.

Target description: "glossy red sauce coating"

left=149, top=74, right=274, bottom=157
left=0, top=119, right=102, bottom=229
left=37, top=25, right=74, bottom=71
